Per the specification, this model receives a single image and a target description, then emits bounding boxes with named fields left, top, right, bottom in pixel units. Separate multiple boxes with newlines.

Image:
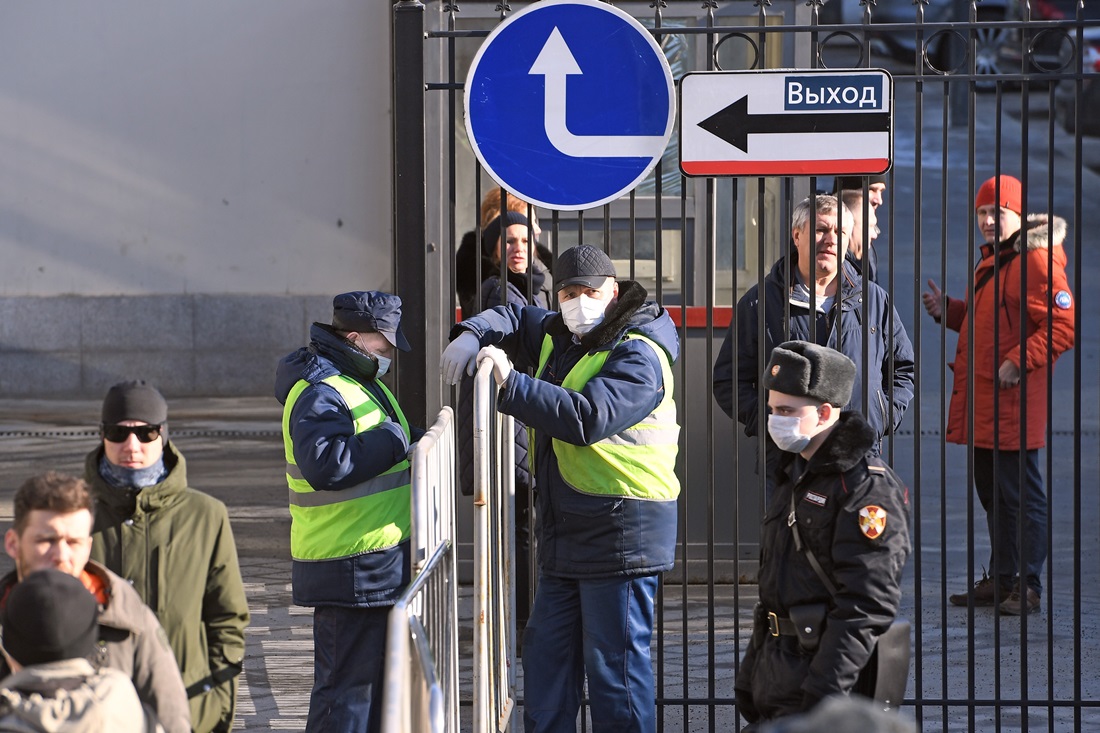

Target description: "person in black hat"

left=2, top=471, right=189, bottom=733
left=735, top=341, right=911, bottom=730
left=834, top=175, right=887, bottom=282
left=275, top=290, right=423, bottom=733
left=838, top=188, right=881, bottom=282
left=442, top=245, right=681, bottom=733
left=0, top=568, right=148, bottom=732
left=85, top=381, right=249, bottom=733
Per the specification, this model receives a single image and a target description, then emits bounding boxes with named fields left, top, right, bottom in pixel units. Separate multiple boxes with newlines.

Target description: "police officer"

left=275, top=291, right=419, bottom=733
left=441, top=245, right=680, bottom=733
left=736, top=341, right=911, bottom=729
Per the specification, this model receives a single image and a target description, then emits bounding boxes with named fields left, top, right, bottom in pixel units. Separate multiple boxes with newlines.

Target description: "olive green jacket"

left=86, top=443, right=249, bottom=733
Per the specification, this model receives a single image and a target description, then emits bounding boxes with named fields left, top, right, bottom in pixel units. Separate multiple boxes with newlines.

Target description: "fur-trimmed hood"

left=1021, top=213, right=1067, bottom=252
left=1007, top=212, right=1064, bottom=253
left=802, top=411, right=877, bottom=474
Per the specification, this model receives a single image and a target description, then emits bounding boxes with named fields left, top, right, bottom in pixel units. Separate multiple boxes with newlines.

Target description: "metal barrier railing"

left=382, top=406, right=459, bottom=733
left=472, top=358, right=517, bottom=733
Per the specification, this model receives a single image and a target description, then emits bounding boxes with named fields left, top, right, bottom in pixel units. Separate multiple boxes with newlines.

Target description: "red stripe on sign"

left=681, top=159, right=890, bottom=176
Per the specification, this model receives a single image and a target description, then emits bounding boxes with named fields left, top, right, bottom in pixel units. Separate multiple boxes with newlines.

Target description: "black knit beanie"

left=1, top=569, right=99, bottom=666
left=481, top=211, right=531, bottom=259
left=100, top=380, right=168, bottom=426
left=833, top=173, right=887, bottom=194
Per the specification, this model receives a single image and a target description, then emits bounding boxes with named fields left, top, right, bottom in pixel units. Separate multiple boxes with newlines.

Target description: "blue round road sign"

left=464, top=0, right=675, bottom=211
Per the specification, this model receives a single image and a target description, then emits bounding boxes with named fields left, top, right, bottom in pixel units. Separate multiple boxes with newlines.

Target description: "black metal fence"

left=394, top=1, right=1100, bottom=730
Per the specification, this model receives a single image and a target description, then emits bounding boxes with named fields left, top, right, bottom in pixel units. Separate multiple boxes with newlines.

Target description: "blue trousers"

left=974, top=448, right=1047, bottom=595
left=522, top=573, right=658, bottom=733
left=307, top=605, right=391, bottom=733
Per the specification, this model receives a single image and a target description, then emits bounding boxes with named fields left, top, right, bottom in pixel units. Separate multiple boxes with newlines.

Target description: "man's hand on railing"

left=441, top=332, right=480, bottom=385
left=477, top=346, right=513, bottom=387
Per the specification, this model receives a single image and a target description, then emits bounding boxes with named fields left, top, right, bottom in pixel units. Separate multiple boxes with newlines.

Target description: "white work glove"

left=441, top=332, right=480, bottom=385
left=477, top=346, right=513, bottom=387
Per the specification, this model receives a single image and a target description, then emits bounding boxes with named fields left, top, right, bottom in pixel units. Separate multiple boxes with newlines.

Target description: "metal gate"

left=393, top=1, right=1100, bottom=730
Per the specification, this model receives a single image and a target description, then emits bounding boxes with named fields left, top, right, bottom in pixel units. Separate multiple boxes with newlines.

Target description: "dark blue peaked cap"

left=331, top=291, right=411, bottom=352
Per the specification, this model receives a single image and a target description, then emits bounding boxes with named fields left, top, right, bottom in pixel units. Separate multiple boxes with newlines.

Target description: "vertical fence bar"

left=393, top=0, right=428, bottom=427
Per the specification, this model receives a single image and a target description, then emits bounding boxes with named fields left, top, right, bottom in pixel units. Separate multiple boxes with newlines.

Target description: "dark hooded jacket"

left=713, top=250, right=915, bottom=450
left=451, top=281, right=680, bottom=578
left=274, top=324, right=421, bottom=608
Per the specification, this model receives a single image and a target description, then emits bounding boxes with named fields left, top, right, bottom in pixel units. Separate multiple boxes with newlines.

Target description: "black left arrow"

left=698, top=96, right=891, bottom=154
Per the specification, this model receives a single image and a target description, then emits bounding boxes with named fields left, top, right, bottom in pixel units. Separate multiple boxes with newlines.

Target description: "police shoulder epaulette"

left=867, top=464, right=888, bottom=475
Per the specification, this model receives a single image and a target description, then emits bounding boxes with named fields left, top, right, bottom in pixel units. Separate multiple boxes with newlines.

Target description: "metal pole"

left=948, top=0, right=969, bottom=127
left=393, top=0, right=428, bottom=427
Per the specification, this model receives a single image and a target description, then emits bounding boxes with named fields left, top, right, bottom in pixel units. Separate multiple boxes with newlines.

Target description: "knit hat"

left=331, top=291, right=411, bottom=352
left=833, top=173, right=887, bottom=194
left=974, top=175, right=1023, bottom=215
left=763, top=341, right=856, bottom=407
left=555, top=245, right=617, bottom=291
left=0, top=569, right=99, bottom=666
left=101, top=380, right=168, bottom=426
left=481, top=212, right=531, bottom=259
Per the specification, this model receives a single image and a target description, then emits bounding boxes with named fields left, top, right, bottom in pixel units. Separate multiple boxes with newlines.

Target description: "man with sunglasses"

left=84, top=380, right=250, bottom=733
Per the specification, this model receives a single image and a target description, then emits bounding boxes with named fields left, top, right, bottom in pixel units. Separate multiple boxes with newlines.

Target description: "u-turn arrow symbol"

left=529, top=28, right=668, bottom=159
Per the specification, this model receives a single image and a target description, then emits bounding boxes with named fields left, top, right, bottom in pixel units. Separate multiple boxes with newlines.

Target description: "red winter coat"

left=943, top=214, right=1075, bottom=450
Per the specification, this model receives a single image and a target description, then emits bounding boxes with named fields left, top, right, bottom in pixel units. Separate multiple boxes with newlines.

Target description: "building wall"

left=0, top=2, right=394, bottom=396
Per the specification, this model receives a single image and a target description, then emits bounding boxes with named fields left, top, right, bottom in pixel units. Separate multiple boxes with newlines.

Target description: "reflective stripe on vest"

left=533, top=332, right=680, bottom=501
left=282, top=374, right=411, bottom=561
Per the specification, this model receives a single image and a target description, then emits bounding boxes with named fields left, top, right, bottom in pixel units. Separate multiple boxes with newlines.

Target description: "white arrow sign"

left=529, top=28, right=668, bottom=158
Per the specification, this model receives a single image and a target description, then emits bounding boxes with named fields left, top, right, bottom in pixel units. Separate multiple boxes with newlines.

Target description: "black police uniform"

left=735, top=411, right=911, bottom=726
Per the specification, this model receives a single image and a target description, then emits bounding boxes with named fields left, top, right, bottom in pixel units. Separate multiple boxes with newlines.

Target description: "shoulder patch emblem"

left=803, top=491, right=827, bottom=507
left=858, top=505, right=887, bottom=540
left=1054, top=290, right=1072, bottom=310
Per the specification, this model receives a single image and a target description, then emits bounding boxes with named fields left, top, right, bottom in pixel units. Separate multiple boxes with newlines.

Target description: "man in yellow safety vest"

left=442, top=246, right=680, bottom=733
left=275, top=290, right=419, bottom=733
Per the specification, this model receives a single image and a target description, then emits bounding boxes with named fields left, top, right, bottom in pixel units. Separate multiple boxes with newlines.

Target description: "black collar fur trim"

left=579, top=281, right=649, bottom=351
left=802, top=411, right=877, bottom=473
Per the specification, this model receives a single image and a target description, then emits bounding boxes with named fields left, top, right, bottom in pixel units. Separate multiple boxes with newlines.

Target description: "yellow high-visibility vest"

left=282, top=374, right=411, bottom=561
left=533, top=333, right=680, bottom=501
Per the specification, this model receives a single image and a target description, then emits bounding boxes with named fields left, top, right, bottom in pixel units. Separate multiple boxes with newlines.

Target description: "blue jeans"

left=522, top=574, right=658, bottom=733
left=974, top=448, right=1047, bottom=595
left=307, top=605, right=391, bottom=733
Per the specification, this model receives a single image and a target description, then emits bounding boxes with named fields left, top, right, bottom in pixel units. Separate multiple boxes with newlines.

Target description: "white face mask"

left=560, top=295, right=607, bottom=335
left=767, top=413, right=813, bottom=453
left=370, top=353, right=392, bottom=378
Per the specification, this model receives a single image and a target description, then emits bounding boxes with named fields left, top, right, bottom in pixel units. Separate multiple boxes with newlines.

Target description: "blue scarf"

left=98, top=454, right=168, bottom=491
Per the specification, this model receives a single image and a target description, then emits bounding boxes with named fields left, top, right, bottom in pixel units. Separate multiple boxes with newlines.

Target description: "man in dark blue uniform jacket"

left=442, top=245, right=680, bottom=733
